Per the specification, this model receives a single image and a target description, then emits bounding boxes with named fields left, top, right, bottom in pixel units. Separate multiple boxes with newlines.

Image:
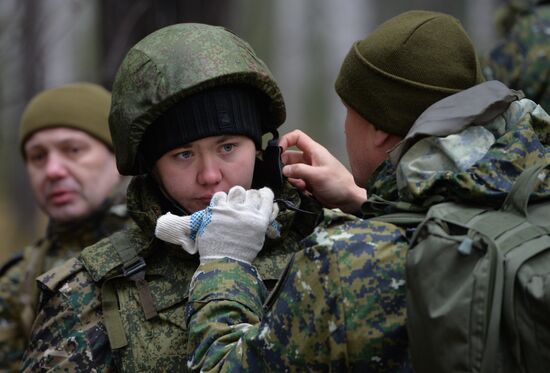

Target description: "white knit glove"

left=155, top=186, right=280, bottom=264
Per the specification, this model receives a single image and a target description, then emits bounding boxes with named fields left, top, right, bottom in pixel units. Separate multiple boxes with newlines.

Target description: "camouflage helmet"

left=110, top=23, right=286, bottom=175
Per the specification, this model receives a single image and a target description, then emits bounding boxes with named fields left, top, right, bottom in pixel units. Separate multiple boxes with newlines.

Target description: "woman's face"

left=155, top=135, right=257, bottom=213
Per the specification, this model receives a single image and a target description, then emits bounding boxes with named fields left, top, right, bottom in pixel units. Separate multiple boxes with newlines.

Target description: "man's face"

left=24, top=127, right=121, bottom=224
left=344, top=107, right=386, bottom=188
left=155, top=135, right=257, bottom=213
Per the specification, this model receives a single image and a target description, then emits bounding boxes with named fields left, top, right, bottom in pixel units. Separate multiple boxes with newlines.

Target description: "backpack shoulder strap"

left=369, top=212, right=426, bottom=227
left=501, top=160, right=550, bottom=217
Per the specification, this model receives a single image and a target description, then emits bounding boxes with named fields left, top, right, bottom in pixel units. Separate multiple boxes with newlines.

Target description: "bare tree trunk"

left=6, top=0, right=46, bottom=248
left=22, top=0, right=44, bottom=103
left=99, top=0, right=233, bottom=88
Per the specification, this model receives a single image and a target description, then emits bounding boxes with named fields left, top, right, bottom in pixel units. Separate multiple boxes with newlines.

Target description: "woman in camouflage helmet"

left=21, top=23, right=331, bottom=373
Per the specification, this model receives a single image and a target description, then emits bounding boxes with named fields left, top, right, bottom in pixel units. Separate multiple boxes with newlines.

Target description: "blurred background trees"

left=0, top=0, right=501, bottom=262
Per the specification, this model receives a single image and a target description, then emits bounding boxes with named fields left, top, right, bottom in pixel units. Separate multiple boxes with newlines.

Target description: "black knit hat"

left=139, top=85, right=267, bottom=170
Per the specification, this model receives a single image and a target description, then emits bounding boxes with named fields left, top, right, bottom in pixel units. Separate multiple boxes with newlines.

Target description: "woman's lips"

left=198, top=196, right=213, bottom=204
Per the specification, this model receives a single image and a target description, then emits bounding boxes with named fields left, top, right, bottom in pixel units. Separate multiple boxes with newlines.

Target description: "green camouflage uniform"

left=184, top=81, right=550, bottom=372
left=21, top=174, right=324, bottom=372
left=483, top=0, right=550, bottom=112
left=0, top=198, right=129, bottom=373
left=21, top=23, right=328, bottom=373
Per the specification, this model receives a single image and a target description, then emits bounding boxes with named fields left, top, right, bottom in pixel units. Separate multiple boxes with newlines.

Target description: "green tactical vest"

left=79, top=188, right=322, bottom=372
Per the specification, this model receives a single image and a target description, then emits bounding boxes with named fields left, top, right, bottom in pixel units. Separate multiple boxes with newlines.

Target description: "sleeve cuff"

left=188, top=258, right=267, bottom=316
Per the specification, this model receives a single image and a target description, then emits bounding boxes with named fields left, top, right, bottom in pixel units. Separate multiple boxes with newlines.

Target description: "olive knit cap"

left=19, top=82, right=112, bottom=157
left=335, top=10, right=485, bottom=137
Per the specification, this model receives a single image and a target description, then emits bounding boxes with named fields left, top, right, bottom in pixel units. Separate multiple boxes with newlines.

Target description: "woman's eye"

left=222, top=144, right=235, bottom=152
left=178, top=151, right=192, bottom=159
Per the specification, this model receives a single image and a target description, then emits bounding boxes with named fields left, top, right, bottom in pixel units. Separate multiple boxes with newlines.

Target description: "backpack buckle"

left=122, top=256, right=146, bottom=277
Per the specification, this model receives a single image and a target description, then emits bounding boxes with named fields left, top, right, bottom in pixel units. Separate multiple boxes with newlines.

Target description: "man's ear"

left=373, top=128, right=391, bottom=147
left=373, top=128, right=403, bottom=152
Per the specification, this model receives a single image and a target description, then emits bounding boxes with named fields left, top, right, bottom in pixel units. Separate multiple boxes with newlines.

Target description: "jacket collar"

left=390, top=80, right=524, bottom=166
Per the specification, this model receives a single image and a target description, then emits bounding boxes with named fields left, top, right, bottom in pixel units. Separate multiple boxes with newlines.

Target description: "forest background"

left=0, top=0, right=503, bottom=262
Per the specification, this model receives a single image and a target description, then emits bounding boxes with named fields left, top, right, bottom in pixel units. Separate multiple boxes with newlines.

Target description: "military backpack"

left=406, top=161, right=550, bottom=373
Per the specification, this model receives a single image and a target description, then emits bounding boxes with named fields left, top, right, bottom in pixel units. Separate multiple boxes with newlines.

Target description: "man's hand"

left=155, top=186, right=279, bottom=264
left=279, top=130, right=367, bottom=214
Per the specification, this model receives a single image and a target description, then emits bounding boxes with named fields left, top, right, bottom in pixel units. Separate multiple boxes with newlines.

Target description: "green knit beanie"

left=19, top=82, right=112, bottom=157
left=335, top=10, right=485, bottom=137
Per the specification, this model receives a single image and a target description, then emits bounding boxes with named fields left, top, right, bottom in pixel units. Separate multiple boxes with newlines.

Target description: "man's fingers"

left=282, top=163, right=319, bottom=182
left=281, top=150, right=306, bottom=166
left=286, top=177, right=310, bottom=194
left=279, top=129, right=321, bottom=155
left=278, top=129, right=303, bottom=150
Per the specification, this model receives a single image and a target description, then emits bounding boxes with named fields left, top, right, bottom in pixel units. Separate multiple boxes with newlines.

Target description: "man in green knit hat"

left=182, top=9, right=550, bottom=371
left=0, top=83, right=129, bottom=372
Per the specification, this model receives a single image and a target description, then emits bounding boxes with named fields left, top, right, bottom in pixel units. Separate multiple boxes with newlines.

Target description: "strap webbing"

left=480, top=241, right=504, bottom=373
left=101, top=279, right=127, bottom=349
left=442, top=206, right=486, bottom=225
left=102, top=232, right=158, bottom=349
left=472, top=211, right=525, bottom=241
left=129, top=270, right=158, bottom=320
left=110, top=232, right=157, bottom=319
left=502, top=235, right=550, bottom=368
left=499, top=224, right=549, bottom=253
left=370, top=212, right=425, bottom=226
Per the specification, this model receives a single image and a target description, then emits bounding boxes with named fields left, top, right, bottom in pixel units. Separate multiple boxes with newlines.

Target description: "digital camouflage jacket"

left=184, top=81, right=550, bottom=372
left=20, top=172, right=324, bottom=373
left=483, top=3, right=550, bottom=113
left=187, top=212, right=409, bottom=372
left=0, top=199, right=129, bottom=373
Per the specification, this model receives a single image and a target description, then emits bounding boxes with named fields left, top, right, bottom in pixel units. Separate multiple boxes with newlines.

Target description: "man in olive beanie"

left=0, top=83, right=129, bottom=371
left=144, top=10, right=549, bottom=373
left=250, top=9, right=548, bottom=371
left=281, top=10, right=489, bottom=213
left=172, top=10, right=491, bottom=372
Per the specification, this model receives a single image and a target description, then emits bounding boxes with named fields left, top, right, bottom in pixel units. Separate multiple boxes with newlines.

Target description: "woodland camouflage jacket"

left=0, top=198, right=129, bottom=373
